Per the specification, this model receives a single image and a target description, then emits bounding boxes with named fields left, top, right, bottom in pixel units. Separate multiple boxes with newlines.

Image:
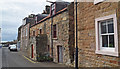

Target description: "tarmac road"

left=1, top=47, right=72, bottom=69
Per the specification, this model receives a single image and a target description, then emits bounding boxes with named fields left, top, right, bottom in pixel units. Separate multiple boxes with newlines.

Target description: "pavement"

left=1, top=47, right=74, bottom=69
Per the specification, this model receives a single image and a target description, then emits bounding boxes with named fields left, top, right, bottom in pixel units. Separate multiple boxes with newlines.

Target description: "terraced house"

left=75, top=0, right=120, bottom=67
left=17, top=0, right=120, bottom=67
left=29, top=2, right=74, bottom=66
left=18, top=5, right=50, bottom=57
left=20, top=14, right=36, bottom=57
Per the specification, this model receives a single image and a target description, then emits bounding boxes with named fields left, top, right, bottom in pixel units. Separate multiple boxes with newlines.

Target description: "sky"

left=0, top=0, right=73, bottom=42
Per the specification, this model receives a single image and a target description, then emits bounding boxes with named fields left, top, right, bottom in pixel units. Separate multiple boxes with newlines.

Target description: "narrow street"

left=1, top=47, right=72, bottom=69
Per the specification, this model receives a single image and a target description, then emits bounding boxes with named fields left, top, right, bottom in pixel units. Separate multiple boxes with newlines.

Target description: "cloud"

left=1, top=0, right=51, bottom=41
left=0, top=0, right=74, bottom=41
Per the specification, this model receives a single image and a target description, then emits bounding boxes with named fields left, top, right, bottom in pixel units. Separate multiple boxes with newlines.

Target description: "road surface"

left=2, top=47, right=73, bottom=69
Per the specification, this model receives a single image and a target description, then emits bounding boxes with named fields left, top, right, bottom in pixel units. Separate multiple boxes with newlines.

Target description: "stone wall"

left=29, top=36, right=37, bottom=60
left=36, top=34, right=47, bottom=56
left=30, top=2, right=74, bottom=66
left=75, top=2, right=120, bottom=67
left=20, top=23, right=30, bottom=57
left=52, top=3, right=74, bottom=66
left=117, top=1, right=120, bottom=66
left=52, top=11, right=70, bottom=64
left=29, top=34, right=48, bottom=60
left=30, top=19, right=51, bottom=60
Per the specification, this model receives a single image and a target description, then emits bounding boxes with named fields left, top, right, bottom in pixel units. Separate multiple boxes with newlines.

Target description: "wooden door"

left=57, top=46, right=63, bottom=63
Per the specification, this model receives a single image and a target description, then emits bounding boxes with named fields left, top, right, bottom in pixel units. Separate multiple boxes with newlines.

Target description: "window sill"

left=95, top=50, right=119, bottom=57
left=52, top=38, right=58, bottom=40
left=94, top=0, right=104, bottom=5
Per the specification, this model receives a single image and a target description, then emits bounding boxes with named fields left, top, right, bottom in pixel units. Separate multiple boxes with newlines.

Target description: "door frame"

left=57, top=46, right=63, bottom=63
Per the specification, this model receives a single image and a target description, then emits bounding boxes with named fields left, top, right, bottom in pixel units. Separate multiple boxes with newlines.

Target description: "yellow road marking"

left=22, top=55, right=38, bottom=64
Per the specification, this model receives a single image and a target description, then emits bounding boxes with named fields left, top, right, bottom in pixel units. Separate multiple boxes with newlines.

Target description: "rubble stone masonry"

left=30, top=3, right=74, bottom=66
left=75, top=2, right=120, bottom=67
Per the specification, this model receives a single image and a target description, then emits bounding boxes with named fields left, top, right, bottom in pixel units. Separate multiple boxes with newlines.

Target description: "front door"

left=31, top=45, right=34, bottom=58
left=57, top=46, right=63, bottom=63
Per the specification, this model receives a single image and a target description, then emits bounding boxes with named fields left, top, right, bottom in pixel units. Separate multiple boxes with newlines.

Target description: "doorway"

left=31, top=44, right=34, bottom=58
left=57, top=46, right=63, bottom=63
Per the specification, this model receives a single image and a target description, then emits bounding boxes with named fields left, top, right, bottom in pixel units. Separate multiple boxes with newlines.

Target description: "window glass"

left=33, top=31, right=35, bottom=36
left=102, top=35, right=108, bottom=47
left=109, top=35, right=114, bottom=48
left=40, top=29, right=42, bottom=34
left=101, top=21, right=107, bottom=34
left=52, top=4, right=55, bottom=10
left=108, top=19, right=114, bottom=33
left=53, top=25, right=57, bottom=38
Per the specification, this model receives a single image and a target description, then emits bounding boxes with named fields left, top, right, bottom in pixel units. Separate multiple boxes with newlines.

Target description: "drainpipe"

left=46, top=0, right=54, bottom=58
left=75, top=0, right=78, bottom=69
left=51, top=15, right=53, bottom=58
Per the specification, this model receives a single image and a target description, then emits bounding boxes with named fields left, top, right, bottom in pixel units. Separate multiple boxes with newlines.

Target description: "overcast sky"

left=0, top=0, right=73, bottom=42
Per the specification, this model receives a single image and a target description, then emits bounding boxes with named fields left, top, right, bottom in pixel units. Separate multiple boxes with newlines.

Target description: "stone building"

left=19, top=5, right=50, bottom=58
left=75, top=0, right=120, bottom=67
left=17, top=25, right=22, bottom=50
left=21, top=14, right=36, bottom=57
left=29, top=2, right=74, bottom=65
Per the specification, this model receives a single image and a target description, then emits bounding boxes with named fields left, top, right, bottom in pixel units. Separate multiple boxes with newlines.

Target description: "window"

left=53, top=24, right=57, bottom=38
left=95, top=14, right=118, bottom=56
left=26, top=27, right=27, bottom=36
left=94, top=0, right=105, bottom=4
left=33, top=31, right=35, bottom=36
left=100, top=19, right=114, bottom=48
left=35, top=17, right=37, bottom=23
left=48, top=45, right=50, bottom=52
left=39, top=29, right=42, bottom=34
left=51, top=4, right=55, bottom=15
left=52, top=4, right=55, bottom=10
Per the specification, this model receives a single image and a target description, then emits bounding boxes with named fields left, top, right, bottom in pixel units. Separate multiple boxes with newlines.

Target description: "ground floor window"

left=95, top=14, right=118, bottom=56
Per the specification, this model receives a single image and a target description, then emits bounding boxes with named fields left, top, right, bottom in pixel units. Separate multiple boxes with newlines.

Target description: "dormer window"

left=51, top=3, right=55, bottom=15
left=52, top=4, right=55, bottom=10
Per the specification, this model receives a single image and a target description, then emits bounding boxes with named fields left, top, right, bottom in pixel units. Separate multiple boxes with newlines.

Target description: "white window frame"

left=94, top=0, right=105, bottom=4
left=95, top=14, right=118, bottom=57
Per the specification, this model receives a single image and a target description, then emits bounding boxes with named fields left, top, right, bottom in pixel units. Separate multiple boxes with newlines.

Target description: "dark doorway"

left=31, top=44, right=34, bottom=58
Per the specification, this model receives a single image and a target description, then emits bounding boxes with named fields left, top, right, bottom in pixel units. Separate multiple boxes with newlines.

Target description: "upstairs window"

left=39, top=29, right=42, bottom=34
left=33, top=31, right=35, bottom=36
left=26, top=27, right=27, bottom=36
left=48, top=45, right=50, bottom=52
left=53, top=24, right=57, bottom=38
